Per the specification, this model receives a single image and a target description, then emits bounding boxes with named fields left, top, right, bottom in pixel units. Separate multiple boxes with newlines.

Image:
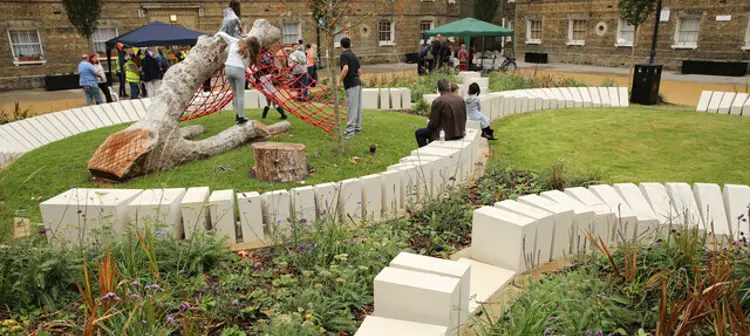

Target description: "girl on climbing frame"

left=216, top=31, right=260, bottom=124
left=255, top=48, right=287, bottom=120
left=220, top=0, right=243, bottom=39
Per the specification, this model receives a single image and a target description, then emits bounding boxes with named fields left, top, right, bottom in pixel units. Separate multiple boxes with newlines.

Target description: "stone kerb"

left=696, top=90, right=750, bottom=115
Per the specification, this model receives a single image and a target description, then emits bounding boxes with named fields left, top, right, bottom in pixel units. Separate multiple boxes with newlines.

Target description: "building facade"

left=0, top=0, right=471, bottom=91
left=514, top=0, right=750, bottom=71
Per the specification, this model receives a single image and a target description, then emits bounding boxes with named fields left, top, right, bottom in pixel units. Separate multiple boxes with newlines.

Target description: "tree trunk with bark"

left=87, top=19, right=290, bottom=181
left=251, top=142, right=308, bottom=182
left=629, top=25, right=639, bottom=86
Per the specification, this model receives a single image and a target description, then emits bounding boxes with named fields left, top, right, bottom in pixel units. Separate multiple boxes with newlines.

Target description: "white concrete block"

left=314, top=182, right=340, bottom=219
left=390, top=88, right=403, bottom=110
left=391, top=160, right=435, bottom=200
left=79, top=106, right=106, bottom=128
left=639, top=183, right=681, bottom=226
left=244, top=90, right=260, bottom=109
left=466, top=119, right=481, bottom=130
left=744, top=96, right=750, bottom=116
left=423, top=94, right=439, bottom=106
left=588, top=87, right=602, bottom=107
left=402, top=88, right=412, bottom=110
left=527, top=90, right=544, bottom=111
left=665, top=182, right=705, bottom=231
left=29, top=116, right=64, bottom=142
left=564, top=187, right=616, bottom=246
left=116, top=100, right=139, bottom=121
left=290, top=186, right=316, bottom=224
left=40, top=188, right=142, bottom=246
left=208, top=190, right=237, bottom=243
left=390, top=252, right=471, bottom=327
left=139, top=98, right=153, bottom=110
left=355, top=316, right=447, bottom=336
left=261, top=190, right=291, bottom=237
left=374, top=267, right=460, bottom=335
left=428, top=141, right=475, bottom=184
left=730, top=93, right=748, bottom=115
left=236, top=191, right=265, bottom=243
left=456, top=258, right=515, bottom=313
left=707, top=91, right=725, bottom=113
left=128, top=188, right=187, bottom=237
left=514, top=92, right=529, bottom=113
left=380, top=170, right=402, bottom=218
left=66, top=108, right=96, bottom=132
left=608, top=87, right=620, bottom=107
left=38, top=114, right=73, bottom=138
left=613, top=183, right=660, bottom=238
left=589, top=184, right=639, bottom=242
left=558, top=87, right=575, bottom=108
left=0, top=126, right=31, bottom=151
left=693, top=183, right=730, bottom=238
left=362, top=88, right=379, bottom=110
left=50, top=111, right=82, bottom=135
left=471, top=206, right=536, bottom=271
left=518, top=194, right=575, bottom=258
left=394, top=164, right=421, bottom=205
left=95, top=104, right=119, bottom=125
left=380, top=88, right=391, bottom=110
left=529, top=89, right=551, bottom=110
left=540, top=190, right=597, bottom=253
left=4, top=122, right=40, bottom=148
left=719, top=92, right=736, bottom=114
left=15, top=119, right=51, bottom=145
left=598, top=87, right=611, bottom=107
left=60, top=110, right=89, bottom=133
left=411, top=146, right=462, bottom=183
left=339, top=178, right=363, bottom=221
left=618, top=87, right=629, bottom=107
left=103, top=103, right=126, bottom=124
left=723, top=184, right=750, bottom=236
left=471, top=77, right=489, bottom=88
left=696, top=91, right=713, bottom=112
left=181, top=187, right=211, bottom=239
left=540, top=88, right=560, bottom=109
left=577, top=87, right=593, bottom=107
left=495, top=200, right=555, bottom=264
left=458, top=71, right=481, bottom=84
left=568, top=87, right=584, bottom=107
left=360, top=174, right=383, bottom=222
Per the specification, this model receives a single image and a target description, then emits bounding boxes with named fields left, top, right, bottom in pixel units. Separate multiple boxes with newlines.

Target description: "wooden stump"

left=251, top=142, right=308, bottom=182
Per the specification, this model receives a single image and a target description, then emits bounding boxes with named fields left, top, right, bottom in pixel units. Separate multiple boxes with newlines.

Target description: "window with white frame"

left=282, top=23, right=301, bottom=45
left=91, top=28, right=118, bottom=54
left=378, top=20, right=395, bottom=46
left=8, top=29, right=43, bottom=60
left=419, top=20, right=435, bottom=44
left=567, top=19, right=586, bottom=45
left=333, top=25, right=348, bottom=47
left=616, top=19, right=635, bottom=46
left=526, top=19, right=542, bottom=44
left=744, top=18, right=750, bottom=49
left=674, top=17, right=700, bottom=49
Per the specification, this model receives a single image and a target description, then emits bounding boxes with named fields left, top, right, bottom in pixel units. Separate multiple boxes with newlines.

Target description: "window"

left=616, top=19, right=634, bottom=47
left=91, top=28, right=118, bottom=54
left=8, top=29, right=43, bottom=59
left=378, top=20, right=395, bottom=46
left=743, top=18, right=750, bottom=50
left=526, top=19, right=542, bottom=44
left=673, top=17, right=700, bottom=49
left=333, top=25, right=348, bottom=47
left=567, top=19, right=586, bottom=46
left=282, top=23, right=301, bottom=45
left=419, top=20, right=434, bottom=44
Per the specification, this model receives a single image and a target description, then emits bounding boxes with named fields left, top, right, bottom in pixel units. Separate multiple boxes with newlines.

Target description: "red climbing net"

left=180, top=43, right=344, bottom=134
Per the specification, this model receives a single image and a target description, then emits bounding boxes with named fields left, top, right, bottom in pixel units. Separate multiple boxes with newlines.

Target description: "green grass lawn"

left=491, top=106, right=750, bottom=185
left=0, top=109, right=427, bottom=230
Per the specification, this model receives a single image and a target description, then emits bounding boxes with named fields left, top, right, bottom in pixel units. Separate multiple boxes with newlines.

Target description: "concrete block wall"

left=696, top=91, right=750, bottom=116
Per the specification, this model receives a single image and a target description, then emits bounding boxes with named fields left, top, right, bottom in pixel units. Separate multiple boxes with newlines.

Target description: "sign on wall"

left=660, top=8, right=670, bottom=22
left=716, top=15, right=731, bottom=22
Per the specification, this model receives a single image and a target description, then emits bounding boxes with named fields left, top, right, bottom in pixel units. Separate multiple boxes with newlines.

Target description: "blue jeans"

left=295, top=73, right=308, bottom=98
left=129, top=83, right=140, bottom=99
left=415, top=127, right=431, bottom=147
left=82, top=85, right=104, bottom=105
left=307, top=66, right=317, bottom=86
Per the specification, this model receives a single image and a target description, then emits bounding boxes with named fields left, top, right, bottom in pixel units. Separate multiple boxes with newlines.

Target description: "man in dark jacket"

left=415, top=78, right=467, bottom=147
left=142, top=49, right=161, bottom=98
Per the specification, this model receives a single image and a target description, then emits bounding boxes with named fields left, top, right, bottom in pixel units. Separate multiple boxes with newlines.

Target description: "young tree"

left=618, top=0, right=655, bottom=84
left=279, top=0, right=402, bottom=153
left=62, top=0, right=103, bottom=51
left=475, top=0, right=501, bottom=23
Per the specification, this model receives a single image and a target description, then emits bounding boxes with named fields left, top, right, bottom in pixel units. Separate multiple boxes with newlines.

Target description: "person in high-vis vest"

left=124, top=55, right=141, bottom=99
left=115, top=55, right=128, bottom=98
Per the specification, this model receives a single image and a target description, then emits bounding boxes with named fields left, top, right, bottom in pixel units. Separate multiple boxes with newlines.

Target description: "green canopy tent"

left=423, top=17, right=515, bottom=62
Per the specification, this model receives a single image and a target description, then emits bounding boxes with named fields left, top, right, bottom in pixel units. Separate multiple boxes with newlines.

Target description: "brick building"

left=513, top=0, right=750, bottom=72
left=0, top=0, right=472, bottom=91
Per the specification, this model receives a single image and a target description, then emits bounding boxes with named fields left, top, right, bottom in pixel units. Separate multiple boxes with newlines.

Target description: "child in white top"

left=216, top=31, right=260, bottom=124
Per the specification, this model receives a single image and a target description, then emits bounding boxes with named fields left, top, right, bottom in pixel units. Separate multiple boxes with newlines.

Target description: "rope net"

left=180, top=43, right=344, bottom=134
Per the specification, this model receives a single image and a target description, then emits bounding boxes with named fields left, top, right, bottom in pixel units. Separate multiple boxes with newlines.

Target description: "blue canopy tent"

left=104, top=21, right=207, bottom=85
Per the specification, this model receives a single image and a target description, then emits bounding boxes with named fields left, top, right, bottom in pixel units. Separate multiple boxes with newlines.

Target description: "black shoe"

left=276, top=107, right=287, bottom=119
left=484, top=134, right=498, bottom=140
left=237, top=116, right=249, bottom=124
left=262, top=106, right=269, bottom=119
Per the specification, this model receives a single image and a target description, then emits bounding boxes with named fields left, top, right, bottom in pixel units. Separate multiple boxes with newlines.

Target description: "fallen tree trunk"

left=87, top=19, right=286, bottom=180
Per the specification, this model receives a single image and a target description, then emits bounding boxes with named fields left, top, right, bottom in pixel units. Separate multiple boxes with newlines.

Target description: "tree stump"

left=252, top=142, right=308, bottom=182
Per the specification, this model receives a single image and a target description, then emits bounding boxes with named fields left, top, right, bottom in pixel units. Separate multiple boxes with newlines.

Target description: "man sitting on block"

left=415, top=78, right=467, bottom=147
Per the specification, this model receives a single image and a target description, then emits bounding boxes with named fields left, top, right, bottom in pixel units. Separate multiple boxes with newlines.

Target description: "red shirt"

left=457, top=49, right=469, bottom=62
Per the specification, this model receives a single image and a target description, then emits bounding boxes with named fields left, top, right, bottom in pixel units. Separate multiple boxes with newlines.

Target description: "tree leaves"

left=618, top=0, right=656, bottom=27
left=62, top=0, right=102, bottom=42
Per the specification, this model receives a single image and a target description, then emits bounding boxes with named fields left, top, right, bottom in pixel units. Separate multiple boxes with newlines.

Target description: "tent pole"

left=106, top=48, right=112, bottom=86
left=465, top=36, right=471, bottom=68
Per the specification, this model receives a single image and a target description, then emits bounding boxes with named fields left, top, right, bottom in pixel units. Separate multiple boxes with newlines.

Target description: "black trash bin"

left=631, top=64, right=662, bottom=105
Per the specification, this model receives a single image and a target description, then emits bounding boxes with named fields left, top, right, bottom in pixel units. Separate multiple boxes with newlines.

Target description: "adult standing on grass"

left=216, top=31, right=260, bottom=124
left=124, top=54, right=141, bottom=99
left=338, top=37, right=362, bottom=139
left=415, top=78, right=466, bottom=147
left=78, top=54, right=105, bottom=105
left=90, top=54, right=113, bottom=103
left=289, top=47, right=308, bottom=101
left=306, top=44, right=318, bottom=86
left=142, top=49, right=162, bottom=98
